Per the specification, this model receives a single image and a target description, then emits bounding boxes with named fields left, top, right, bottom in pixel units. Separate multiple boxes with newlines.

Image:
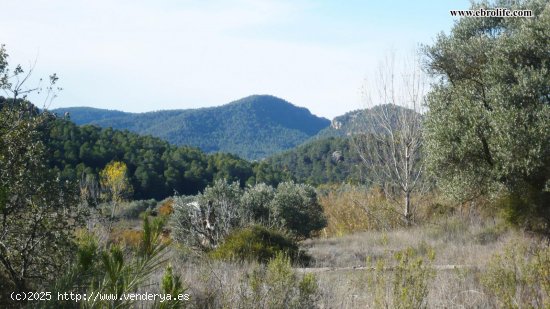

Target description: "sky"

left=1, top=0, right=470, bottom=119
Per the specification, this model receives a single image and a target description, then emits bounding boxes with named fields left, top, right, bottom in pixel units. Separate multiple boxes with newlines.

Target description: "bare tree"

left=353, top=54, right=427, bottom=225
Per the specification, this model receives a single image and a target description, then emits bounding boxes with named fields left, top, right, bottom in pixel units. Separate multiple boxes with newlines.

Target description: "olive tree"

left=422, top=0, right=550, bottom=229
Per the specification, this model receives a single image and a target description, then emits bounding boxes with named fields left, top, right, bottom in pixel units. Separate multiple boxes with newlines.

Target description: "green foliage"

left=240, top=183, right=275, bottom=223
left=271, top=181, right=327, bottom=238
left=171, top=181, right=327, bottom=251
left=240, top=253, right=319, bottom=309
left=481, top=239, right=550, bottom=308
left=156, top=264, right=188, bottom=309
left=171, top=180, right=244, bottom=250
left=366, top=246, right=436, bottom=309
left=33, top=215, right=170, bottom=309
left=497, top=184, right=550, bottom=233
left=267, top=136, right=363, bottom=185
left=53, top=95, right=331, bottom=160
left=117, top=199, right=158, bottom=219
left=209, top=225, right=309, bottom=265
left=43, top=116, right=288, bottom=200
left=0, top=50, right=83, bottom=305
left=423, top=0, right=550, bottom=229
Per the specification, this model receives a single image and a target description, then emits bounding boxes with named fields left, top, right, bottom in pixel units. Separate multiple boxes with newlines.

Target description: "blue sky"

left=1, top=0, right=470, bottom=119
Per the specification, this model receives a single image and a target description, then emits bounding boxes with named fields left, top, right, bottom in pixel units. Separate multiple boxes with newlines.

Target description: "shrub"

left=111, top=228, right=143, bottom=248
left=497, top=186, right=550, bottom=234
left=172, top=180, right=327, bottom=252
left=118, top=199, right=157, bottom=219
left=241, top=183, right=275, bottom=223
left=210, top=225, right=310, bottom=265
left=270, top=181, right=327, bottom=238
left=158, top=198, right=174, bottom=217
left=318, top=184, right=402, bottom=236
left=155, top=264, right=188, bottom=309
left=32, top=215, right=169, bottom=309
left=240, top=253, right=319, bottom=309
left=171, top=180, right=244, bottom=250
left=366, top=246, right=436, bottom=308
left=481, top=239, right=550, bottom=308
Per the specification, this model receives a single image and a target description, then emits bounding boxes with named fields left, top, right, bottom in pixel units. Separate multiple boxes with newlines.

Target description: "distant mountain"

left=311, top=104, right=412, bottom=140
left=267, top=104, right=422, bottom=185
left=53, top=95, right=331, bottom=160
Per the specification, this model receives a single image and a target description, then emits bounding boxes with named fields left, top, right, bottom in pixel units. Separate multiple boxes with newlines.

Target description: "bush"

left=171, top=180, right=244, bottom=250
left=270, top=181, right=327, bottom=238
left=497, top=186, right=550, bottom=234
left=158, top=198, right=174, bottom=217
left=111, top=228, right=143, bottom=248
left=155, top=264, right=188, bottom=309
left=117, top=199, right=157, bottom=219
left=241, top=253, right=319, bottom=309
left=241, top=183, right=275, bottom=223
left=172, top=180, right=327, bottom=252
left=366, top=246, right=436, bottom=308
left=318, top=184, right=402, bottom=236
left=210, top=225, right=310, bottom=265
left=481, top=239, right=550, bottom=308
left=32, top=215, right=170, bottom=309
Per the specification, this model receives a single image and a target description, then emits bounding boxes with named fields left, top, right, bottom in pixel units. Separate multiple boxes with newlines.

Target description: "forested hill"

left=266, top=136, right=363, bottom=186
left=52, top=107, right=130, bottom=124
left=311, top=104, right=415, bottom=140
left=43, top=117, right=289, bottom=200
left=53, top=95, right=331, bottom=160
left=266, top=104, right=421, bottom=185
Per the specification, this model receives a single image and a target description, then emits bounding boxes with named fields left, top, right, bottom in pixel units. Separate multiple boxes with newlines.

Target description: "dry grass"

left=112, top=188, right=547, bottom=308
left=168, top=215, right=544, bottom=308
left=297, top=214, right=544, bottom=308
left=303, top=216, right=505, bottom=268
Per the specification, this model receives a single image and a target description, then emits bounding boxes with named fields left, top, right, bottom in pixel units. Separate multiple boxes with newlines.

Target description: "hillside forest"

left=1, top=1, right=549, bottom=308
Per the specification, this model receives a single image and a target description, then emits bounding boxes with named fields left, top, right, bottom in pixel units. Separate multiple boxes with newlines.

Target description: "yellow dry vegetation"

left=100, top=161, right=132, bottom=204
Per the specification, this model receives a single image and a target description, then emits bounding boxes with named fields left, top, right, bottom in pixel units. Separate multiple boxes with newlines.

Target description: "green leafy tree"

left=0, top=45, right=82, bottom=302
left=423, top=0, right=550, bottom=229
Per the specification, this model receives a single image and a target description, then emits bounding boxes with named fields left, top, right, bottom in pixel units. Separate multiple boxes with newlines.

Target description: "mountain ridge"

left=53, top=95, right=331, bottom=160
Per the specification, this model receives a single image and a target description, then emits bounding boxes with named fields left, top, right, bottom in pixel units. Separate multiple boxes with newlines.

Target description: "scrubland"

left=140, top=186, right=549, bottom=309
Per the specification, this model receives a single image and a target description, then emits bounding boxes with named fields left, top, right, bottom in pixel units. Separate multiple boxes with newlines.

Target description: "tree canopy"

left=423, top=0, right=550, bottom=229
left=0, top=46, right=82, bottom=298
left=43, top=117, right=290, bottom=200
